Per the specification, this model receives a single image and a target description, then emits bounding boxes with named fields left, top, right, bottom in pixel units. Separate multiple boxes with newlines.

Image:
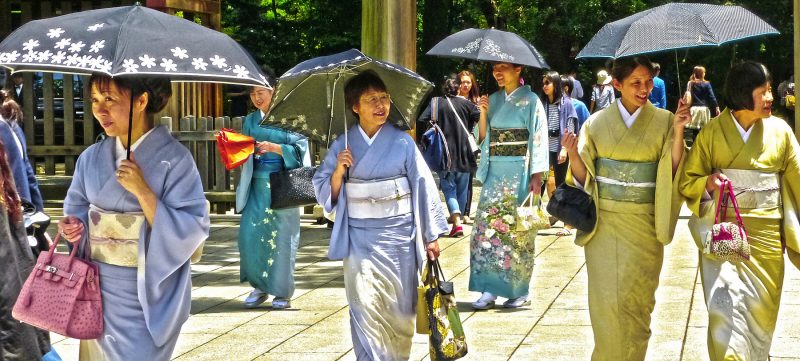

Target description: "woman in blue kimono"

left=313, top=71, right=448, bottom=361
left=58, top=75, right=210, bottom=360
left=469, top=62, right=549, bottom=310
left=236, top=85, right=309, bottom=309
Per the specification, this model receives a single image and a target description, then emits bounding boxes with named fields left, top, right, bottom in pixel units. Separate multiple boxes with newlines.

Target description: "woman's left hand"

left=117, top=152, right=152, bottom=198
left=426, top=240, right=440, bottom=261
left=529, top=173, right=542, bottom=195
left=673, top=99, right=691, bottom=132
left=256, top=141, right=274, bottom=154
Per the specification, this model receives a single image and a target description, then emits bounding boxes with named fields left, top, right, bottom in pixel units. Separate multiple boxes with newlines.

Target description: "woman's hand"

left=561, top=131, right=578, bottom=154
left=529, top=173, right=543, bottom=195
left=58, top=216, right=84, bottom=243
left=117, top=152, right=153, bottom=199
left=426, top=240, right=440, bottom=261
left=255, top=141, right=273, bottom=154
left=333, top=148, right=353, bottom=179
left=479, top=95, right=489, bottom=114
left=706, top=172, right=729, bottom=193
left=673, top=99, right=691, bottom=134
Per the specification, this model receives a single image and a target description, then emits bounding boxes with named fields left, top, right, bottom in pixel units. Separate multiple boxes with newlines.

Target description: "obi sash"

left=720, top=168, right=781, bottom=209
left=489, top=128, right=529, bottom=156
left=595, top=158, right=658, bottom=204
left=88, top=205, right=144, bottom=267
left=346, top=177, right=412, bottom=219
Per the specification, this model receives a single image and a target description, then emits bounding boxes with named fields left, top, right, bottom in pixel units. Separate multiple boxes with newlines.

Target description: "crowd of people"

left=1, top=52, right=798, bottom=361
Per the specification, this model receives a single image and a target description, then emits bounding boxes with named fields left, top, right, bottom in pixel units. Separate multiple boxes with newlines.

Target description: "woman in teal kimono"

left=58, top=75, right=210, bottom=360
left=236, top=86, right=309, bottom=309
left=468, top=62, right=549, bottom=310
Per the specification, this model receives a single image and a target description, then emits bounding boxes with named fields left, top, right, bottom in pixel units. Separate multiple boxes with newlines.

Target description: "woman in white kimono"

left=58, top=75, right=210, bottom=360
left=468, top=62, right=549, bottom=310
left=680, top=61, right=800, bottom=360
left=312, top=71, right=448, bottom=361
left=561, top=56, right=689, bottom=361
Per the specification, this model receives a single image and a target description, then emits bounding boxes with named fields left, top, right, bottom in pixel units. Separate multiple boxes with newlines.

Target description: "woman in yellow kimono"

left=561, top=56, right=690, bottom=361
left=680, top=61, right=800, bottom=360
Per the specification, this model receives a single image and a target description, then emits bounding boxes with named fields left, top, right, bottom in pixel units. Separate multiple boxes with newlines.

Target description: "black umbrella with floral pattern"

left=0, top=4, right=267, bottom=86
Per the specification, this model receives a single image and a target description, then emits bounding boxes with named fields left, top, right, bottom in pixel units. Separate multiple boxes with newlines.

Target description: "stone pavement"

left=50, top=207, right=800, bottom=361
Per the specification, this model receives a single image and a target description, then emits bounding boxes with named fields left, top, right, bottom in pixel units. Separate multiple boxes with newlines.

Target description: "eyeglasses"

left=361, top=93, right=391, bottom=107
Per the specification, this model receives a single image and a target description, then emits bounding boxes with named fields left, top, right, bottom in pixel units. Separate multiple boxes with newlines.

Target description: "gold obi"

left=595, top=158, right=658, bottom=204
left=720, top=169, right=781, bottom=209
left=488, top=128, right=529, bottom=156
left=88, top=205, right=144, bottom=267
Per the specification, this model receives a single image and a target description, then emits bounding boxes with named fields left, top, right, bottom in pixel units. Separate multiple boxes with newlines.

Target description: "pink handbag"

left=707, top=180, right=751, bottom=263
left=12, top=233, right=103, bottom=339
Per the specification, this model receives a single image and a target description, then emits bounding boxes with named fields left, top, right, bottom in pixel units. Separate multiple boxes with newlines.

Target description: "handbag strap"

left=431, top=98, right=439, bottom=124
left=445, top=97, right=473, bottom=140
left=713, top=180, right=730, bottom=224
left=724, top=181, right=747, bottom=237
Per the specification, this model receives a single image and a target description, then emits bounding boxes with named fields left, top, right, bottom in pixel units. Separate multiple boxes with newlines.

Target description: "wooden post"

left=361, top=0, right=418, bottom=138
left=794, top=0, right=799, bottom=138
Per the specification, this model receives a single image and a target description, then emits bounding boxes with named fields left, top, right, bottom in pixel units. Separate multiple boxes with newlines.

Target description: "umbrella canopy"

left=0, top=4, right=267, bottom=87
left=266, top=49, right=434, bottom=146
left=576, top=3, right=779, bottom=59
left=426, top=28, right=549, bottom=69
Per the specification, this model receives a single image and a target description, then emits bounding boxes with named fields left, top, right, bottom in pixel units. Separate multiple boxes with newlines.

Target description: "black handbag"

left=268, top=166, right=318, bottom=210
left=546, top=183, right=597, bottom=233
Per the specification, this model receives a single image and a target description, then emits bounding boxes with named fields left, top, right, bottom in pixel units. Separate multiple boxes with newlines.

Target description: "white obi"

left=88, top=205, right=144, bottom=267
left=346, top=177, right=412, bottom=219
left=720, top=169, right=781, bottom=209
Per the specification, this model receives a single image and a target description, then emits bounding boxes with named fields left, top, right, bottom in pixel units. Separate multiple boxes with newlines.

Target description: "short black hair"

left=723, top=61, right=771, bottom=111
left=89, top=74, right=172, bottom=115
left=442, top=75, right=459, bottom=97
left=561, top=74, right=574, bottom=96
left=611, top=56, right=655, bottom=82
left=344, top=70, right=387, bottom=118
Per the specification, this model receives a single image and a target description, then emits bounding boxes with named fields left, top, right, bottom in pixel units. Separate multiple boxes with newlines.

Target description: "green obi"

left=489, top=128, right=529, bottom=156
left=595, top=158, right=657, bottom=203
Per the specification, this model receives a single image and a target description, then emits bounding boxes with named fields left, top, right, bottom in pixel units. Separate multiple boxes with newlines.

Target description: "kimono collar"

left=504, top=86, right=525, bottom=101
left=115, top=127, right=156, bottom=167
left=616, top=100, right=643, bottom=129
left=357, top=124, right=384, bottom=146
left=729, top=111, right=755, bottom=143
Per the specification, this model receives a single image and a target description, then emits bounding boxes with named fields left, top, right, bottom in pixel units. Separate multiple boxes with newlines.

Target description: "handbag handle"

left=43, top=232, right=81, bottom=272
left=713, top=180, right=747, bottom=238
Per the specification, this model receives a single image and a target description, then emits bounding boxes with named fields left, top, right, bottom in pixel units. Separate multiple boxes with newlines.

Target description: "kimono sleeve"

left=779, top=129, right=800, bottom=267
left=139, top=150, right=210, bottom=345
left=405, top=136, right=448, bottom=243
left=312, top=139, right=345, bottom=214
left=279, top=132, right=310, bottom=170
left=679, top=126, right=714, bottom=215
left=527, top=96, right=549, bottom=175
left=63, top=148, right=93, bottom=246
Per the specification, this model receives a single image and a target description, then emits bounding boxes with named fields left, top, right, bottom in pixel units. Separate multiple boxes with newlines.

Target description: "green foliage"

left=221, top=0, right=361, bottom=77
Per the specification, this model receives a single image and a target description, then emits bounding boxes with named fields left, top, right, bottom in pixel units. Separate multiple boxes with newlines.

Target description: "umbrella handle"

left=345, top=167, right=349, bottom=181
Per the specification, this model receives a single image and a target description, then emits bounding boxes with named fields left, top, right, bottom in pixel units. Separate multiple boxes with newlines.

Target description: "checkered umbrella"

left=577, top=3, right=779, bottom=59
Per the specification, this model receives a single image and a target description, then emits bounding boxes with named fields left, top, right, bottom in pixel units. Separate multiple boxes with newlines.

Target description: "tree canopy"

left=222, top=0, right=794, bottom=109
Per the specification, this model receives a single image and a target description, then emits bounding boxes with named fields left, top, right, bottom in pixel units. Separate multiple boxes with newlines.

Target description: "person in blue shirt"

left=649, top=62, right=667, bottom=109
left=562, top=75, right=590, bottom=131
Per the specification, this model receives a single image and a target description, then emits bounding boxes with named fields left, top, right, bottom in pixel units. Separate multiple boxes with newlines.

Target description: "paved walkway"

left=50, top=207, right=800, bottom=360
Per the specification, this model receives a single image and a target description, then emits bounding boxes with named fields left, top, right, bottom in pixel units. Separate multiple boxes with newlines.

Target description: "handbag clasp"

left=45, top=265, right=58, bottom=274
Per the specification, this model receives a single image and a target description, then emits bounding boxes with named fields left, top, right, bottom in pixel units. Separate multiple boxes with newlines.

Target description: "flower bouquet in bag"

left=705, top=180, right=750, bottom=262
left=516, top=193, right=550, bottom=233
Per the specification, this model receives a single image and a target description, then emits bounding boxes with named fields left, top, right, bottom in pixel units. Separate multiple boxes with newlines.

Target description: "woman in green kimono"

left=561, top=56, right=690, bottom=361
left=236, top=85, right=309, bottom=309
left=680, top=61, right=800, bottom=360
left=468, top=62, right=549, bottom=310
